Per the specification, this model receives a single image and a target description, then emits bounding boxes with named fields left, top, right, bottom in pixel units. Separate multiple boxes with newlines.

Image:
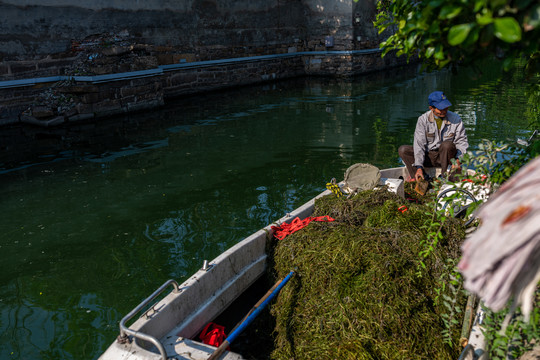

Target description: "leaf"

left=494, top=17, right=522, bottom=43
left=438, top=58, right=451, bottom=68
left=405, top=33, right=418, bottom=49
left=439, top=4, right=463, bottom=19
left=463, top=27, right=480, bottom=47
left=490, top=0, right=508, bottom=9
left=434, top=45, right=445, bottom=60
left=476, top=9, right=494, bottom=26
left=428, top=21, right=440, bottom=34
left=474, top=0, right=487, bottom=12
left=425, top=46, right=435, bottom=58
left=503, top=55, right=515, bottom=71
left=448, top=23, right=474, bottom=45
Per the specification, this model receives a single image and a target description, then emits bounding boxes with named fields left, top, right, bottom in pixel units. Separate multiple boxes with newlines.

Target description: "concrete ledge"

left=0, top=50, right=381, bottom=89
left=21, top=115, right=65, bottom=127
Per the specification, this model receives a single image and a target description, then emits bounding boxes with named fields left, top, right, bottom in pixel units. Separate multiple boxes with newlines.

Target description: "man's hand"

left=415, top=167, right=424, bottom=181
left=451, top=158, right=461, bottom=170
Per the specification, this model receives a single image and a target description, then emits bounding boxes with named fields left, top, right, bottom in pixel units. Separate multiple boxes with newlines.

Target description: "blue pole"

left=226, top=270, right=295, bottom=344
left=207, top=270, right=295, bottom=360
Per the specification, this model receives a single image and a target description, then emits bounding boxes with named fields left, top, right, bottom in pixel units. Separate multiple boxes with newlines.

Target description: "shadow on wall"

left=0, top=0, right=381, bottom=61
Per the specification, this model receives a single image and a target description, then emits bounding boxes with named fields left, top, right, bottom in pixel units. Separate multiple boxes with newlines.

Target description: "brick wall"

left=0, top=51, right=409, bottom=126
left=0, top=0, right=409, bottom=127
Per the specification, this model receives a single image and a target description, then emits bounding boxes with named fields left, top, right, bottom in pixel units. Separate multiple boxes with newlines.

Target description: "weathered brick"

left=120, top=83, right=157, bottom=97
left=133, top=56, right=158, bottom=69
left=172, top=53, right=196, bottom=63
left=102, top=46, right=133, bottom=57
left=58, top=85, right=100, bottom=94
left=90, top=64, right=115, bottom=75
left=137, top=92, right=162, bottom=101
left=68, top=113, right=95, bottom=122
left=81, top=93, right=100, bottom=104
left=133, top=44, right=153, bottom=52
left=120, top=96, right=136, bottom=107
left=155, top=46, right=173, bottom=52
left=98, top=88, right=118, bottom=101
left=156, top=54, right=174, bottom=65
left=32, top=106, right=54, bottom=119
left=128, top=77, right=157, bottom=87
left=38, top=59, right=75, bottom=70
left=10, top=63, right=37, bottom=74
left=77, top=103, right=94, bottom=114
left=98, top=98, right=122, bottom=108
left=170, top=72, right=197, bottom=86
left=92, top=99, right=124, bottom=117
left=126, top=99, right=163, bottom=112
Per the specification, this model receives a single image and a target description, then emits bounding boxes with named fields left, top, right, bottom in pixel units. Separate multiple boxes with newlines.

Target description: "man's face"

left=430, top=106, right=449, bottom=118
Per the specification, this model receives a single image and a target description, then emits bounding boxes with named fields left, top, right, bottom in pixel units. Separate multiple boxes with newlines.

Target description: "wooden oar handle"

left=207, top=340, right=230, bottom=360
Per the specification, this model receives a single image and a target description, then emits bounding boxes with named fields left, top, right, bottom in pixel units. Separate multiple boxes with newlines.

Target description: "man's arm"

left=412, top=114, right=429, bottom=180
left=452, top=114, right=469, bottom=158
left=413, top=113, right=428, bottom=168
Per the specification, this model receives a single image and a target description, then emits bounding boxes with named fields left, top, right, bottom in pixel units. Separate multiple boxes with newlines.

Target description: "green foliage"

left=461, top=133, right=540, bottom=186
left=458, top=135, right=540, bottom=358
left=371, top=0, right=540, bottom=75
left=417, top=209, right=446, bottom=274
left=526, top=78, right=540, bottom=129
left=481, top=294, right=539, bottom=360
left=415, top=186, right=474, bottom=346
left=437, top=262, right=465, bottom=347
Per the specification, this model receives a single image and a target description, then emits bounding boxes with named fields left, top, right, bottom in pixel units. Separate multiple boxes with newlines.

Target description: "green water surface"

left=0, top=62, right=536, bottom=359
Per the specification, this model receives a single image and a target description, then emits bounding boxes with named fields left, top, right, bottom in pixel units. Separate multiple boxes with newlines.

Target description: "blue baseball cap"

left=428, top=91, right=452, bottom=110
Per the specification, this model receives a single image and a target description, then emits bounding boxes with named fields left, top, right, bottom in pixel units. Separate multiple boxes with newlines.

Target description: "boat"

left=98, top=165, right=483, bottom=360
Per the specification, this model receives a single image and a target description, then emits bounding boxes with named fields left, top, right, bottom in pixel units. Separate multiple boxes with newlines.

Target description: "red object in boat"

left=271, top=216, right=335, bottom=240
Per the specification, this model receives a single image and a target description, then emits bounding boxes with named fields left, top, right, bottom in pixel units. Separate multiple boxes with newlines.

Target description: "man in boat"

left=398, top=91, right=469, bottom=181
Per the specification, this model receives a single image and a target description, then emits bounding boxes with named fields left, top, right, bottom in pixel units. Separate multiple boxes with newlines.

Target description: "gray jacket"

left=413, top=110, right=468, bottom=167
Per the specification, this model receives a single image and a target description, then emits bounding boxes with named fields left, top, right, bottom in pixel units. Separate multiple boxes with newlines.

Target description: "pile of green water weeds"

left=269, top=189, right=467, bottom=360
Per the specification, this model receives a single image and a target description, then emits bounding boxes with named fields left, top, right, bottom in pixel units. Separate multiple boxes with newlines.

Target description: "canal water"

left=0, top=61, right=536, bottom=360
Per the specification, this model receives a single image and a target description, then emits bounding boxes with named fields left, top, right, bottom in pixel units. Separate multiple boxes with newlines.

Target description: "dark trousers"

left=398, top=141, right=457, bottom=179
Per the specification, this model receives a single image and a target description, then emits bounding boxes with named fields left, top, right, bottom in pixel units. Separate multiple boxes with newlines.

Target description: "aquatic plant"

left=270, top=190, right=467, bottom=359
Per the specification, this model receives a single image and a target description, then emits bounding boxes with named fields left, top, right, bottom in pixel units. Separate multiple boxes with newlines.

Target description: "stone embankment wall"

left=0, top=0, right=403, bottom=127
